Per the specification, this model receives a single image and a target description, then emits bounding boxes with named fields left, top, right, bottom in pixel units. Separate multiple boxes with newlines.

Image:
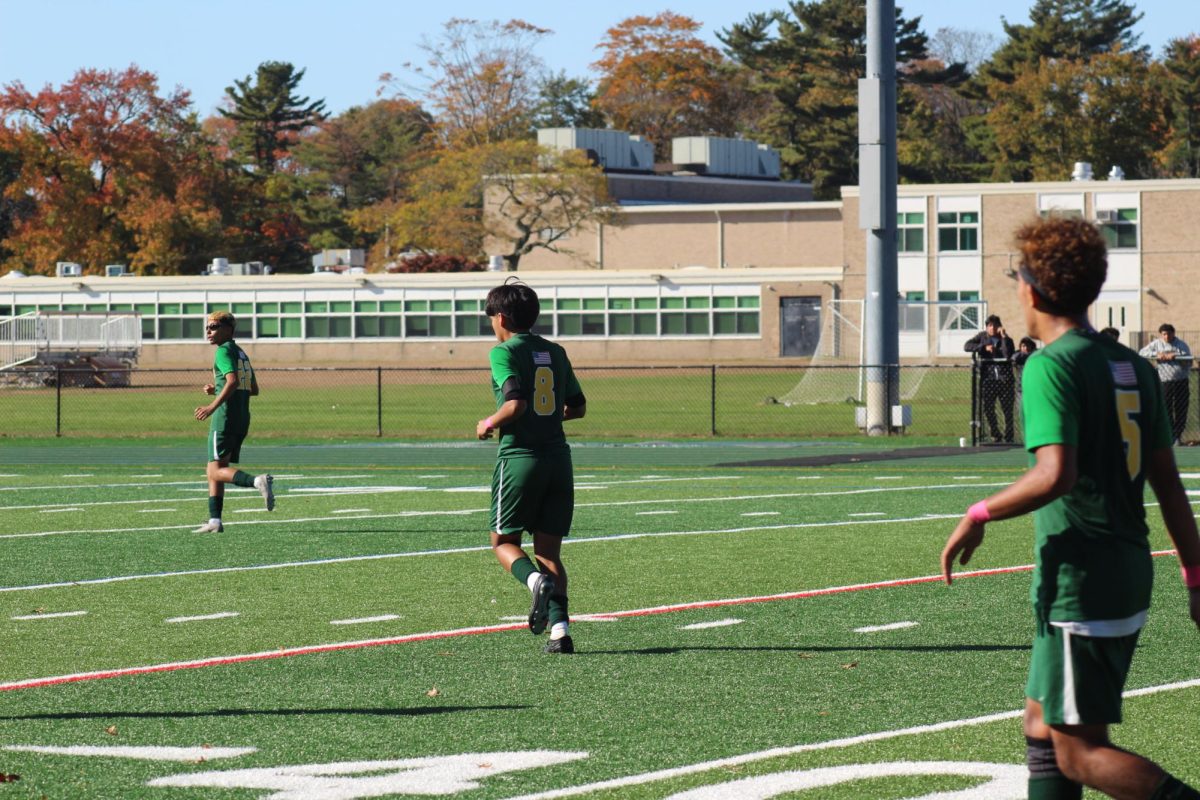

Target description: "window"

left=937, top=290, right=980, bottom=331
left=900, top=291, right=926, bottom=332
left=1100, top=209, right=1138, bottom=249
left=897, top=212, right=925, bottom=253
left=937, top=211, right=979, bottom=252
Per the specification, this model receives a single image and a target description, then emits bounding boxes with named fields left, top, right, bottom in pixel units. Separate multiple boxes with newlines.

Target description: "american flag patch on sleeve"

left=1109, top=360, right=1137, bottom=387
left=533, top=351, right=552, bottom=365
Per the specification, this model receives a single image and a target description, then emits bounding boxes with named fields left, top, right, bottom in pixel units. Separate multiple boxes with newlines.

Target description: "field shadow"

left=0, top=704, right=526, bottom=723
left=581, top=644, right=1030, bottom=656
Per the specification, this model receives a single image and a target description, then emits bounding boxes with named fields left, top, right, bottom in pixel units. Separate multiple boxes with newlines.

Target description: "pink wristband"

left=1183, top=564, right=1200, bottom=590
left=484, top=416, right=497, bottom=429
left=967, top=500, right=991, bottom=524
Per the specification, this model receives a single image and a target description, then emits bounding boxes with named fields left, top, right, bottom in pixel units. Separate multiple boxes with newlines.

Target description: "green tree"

left=1160, top=35, right=1200, bottom=178
left=977, top=0, right=1146, bottom=86
left=220, top=61, right=326, bottom=174
left=531, top=72, right=605, bottom=130
left=720, top=0, right=962, bottom=198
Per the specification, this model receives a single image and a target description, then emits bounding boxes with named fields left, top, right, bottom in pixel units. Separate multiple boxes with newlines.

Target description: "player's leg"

left=1001, top=380, right=1016, bottom=443
left=205, top=429, right=273, bottom=510
left=489, top=457, right=554, bottom=634
left=533, top=453, right=574, bottom=653
left=195, top=431, right=229, bottom=532
left=983, top=379, right=1002, bottom=440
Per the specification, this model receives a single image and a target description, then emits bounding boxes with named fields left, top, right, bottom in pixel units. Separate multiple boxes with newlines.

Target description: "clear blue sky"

left=0, top=0, right=1192, bottom=118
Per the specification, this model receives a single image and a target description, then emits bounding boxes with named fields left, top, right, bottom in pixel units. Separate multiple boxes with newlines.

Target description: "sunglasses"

left=205, top=323, right=227, bottom=332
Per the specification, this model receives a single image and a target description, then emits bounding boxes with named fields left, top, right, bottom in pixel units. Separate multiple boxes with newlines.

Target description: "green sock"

left=1151, top=775, right=1200, bottom=800
left=549, top=594, right=569, bottom=627
left=232, top=470, right=256, bottom=488
left=1028, top=776, right=1082, bottom=799
left=208, top=495, right=223, bottom=518
left=510, top=556, right=537, bottom=587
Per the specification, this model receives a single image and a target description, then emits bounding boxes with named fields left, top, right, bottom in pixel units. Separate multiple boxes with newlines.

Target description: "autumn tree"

left=293, top=98, right=436, bottom=252
left=0, top=66, right=231, bottom=274
left=353, top=141, right=618, bottom=271
left=984, top=52, right=1167, bottom=181
left=387, top=18, right=551, bottom=147
left=592, top=12, right=761, bottom=161
left=721, top=0, right=963, bottom=198
left=1160, top=35, right=1200, bottom=178
left=220, top=61, right=326, bottom=174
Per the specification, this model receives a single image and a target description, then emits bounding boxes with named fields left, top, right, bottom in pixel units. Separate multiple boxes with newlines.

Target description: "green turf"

left=1, top=449, right=1198, bottom=799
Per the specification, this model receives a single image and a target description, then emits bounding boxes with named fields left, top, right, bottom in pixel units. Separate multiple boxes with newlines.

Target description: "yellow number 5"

left=533, top=366, right=555, bottom=416
left=1115, top=390, right=1141, bottom=479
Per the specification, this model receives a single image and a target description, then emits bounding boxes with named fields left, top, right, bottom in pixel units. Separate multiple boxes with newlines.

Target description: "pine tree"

left=220, top=61, right=326, bottom=174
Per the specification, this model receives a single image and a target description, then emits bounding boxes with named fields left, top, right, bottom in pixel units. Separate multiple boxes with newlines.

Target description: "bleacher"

left=0, top=311, right=142, bottom=386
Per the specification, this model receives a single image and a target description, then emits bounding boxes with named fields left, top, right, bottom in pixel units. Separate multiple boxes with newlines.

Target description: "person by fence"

left=965, top=315, right=1016, bottom=443
left=1139, top=323, right=1192, bottom=444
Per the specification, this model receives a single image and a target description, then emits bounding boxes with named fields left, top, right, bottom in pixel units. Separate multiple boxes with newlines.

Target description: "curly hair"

left=1013, top=217, right=1107, bottom=314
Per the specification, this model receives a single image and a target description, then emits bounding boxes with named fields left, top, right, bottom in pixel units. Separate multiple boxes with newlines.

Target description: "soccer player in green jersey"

left=476, top=282, right=586, bottom=654
left=942, top=218, right=1200, bottom=800
left=193, top=311, right=275, bottom=533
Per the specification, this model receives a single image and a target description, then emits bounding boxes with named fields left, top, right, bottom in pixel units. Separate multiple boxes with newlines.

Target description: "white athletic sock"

left=526, top=573, right=541, bottom=592
left=550, top=622, right=569, bottom=640
left=209, top=517, right=222, bottom=526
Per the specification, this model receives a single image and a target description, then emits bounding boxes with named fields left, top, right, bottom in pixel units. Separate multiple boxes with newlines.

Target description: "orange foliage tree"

left=0, top=66, right=230, bottom=274
left=591, top=12, right=759, bottom=161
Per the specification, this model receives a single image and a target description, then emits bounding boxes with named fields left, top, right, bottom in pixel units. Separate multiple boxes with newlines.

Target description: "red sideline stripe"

left=3, top=551, right=1180, bottom=692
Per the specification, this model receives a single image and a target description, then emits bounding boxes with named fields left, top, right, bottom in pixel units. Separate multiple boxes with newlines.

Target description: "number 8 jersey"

left=488, top=332, right=584, bottom=458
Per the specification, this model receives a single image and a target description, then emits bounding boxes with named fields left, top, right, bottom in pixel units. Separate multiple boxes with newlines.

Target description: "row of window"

left=894, top=209, right=1138, bottom=253
left=0, top=296, right=761, bottom=341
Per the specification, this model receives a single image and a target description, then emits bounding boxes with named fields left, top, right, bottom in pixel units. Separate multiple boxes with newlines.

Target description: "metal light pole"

left=859, top=0, right=899, bottom=435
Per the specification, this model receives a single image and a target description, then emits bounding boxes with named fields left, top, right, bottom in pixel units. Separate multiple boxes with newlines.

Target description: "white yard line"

left=330, top=615, right=401, bottom=625
left=501, top=678, right=1200, bottom=800
left=854, top=621, right=919, bottom=633
left=165, top=612, right=240, bottom=624
left=39, top=507, right=81, bottom=514
left=681, top=619, right=743, bottom=630
left=11, top=610, right=88, bottom=620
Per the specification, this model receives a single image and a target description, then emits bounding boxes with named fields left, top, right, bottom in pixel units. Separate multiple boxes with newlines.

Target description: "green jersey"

left=211, top=340, right=254, bottom=433
left=489, top=332, right=583, bottom=458
left=1021, top=328, right=1172, bottom=623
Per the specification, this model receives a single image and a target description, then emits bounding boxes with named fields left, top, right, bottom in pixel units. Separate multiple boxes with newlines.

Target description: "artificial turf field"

left=1, top=439, right=1199, bottom=799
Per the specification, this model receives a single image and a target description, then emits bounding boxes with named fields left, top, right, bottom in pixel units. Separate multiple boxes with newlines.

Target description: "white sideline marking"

left=137, top=508, right=177, bottom=514
left=0, top=514, right=1015, bottom=593
left=499, top=615, right=618, bottom=623
left=636, top=510, right=677, bottom=516
left=165, top=612, right=240, bottom=624
left=3, top=745, right=256, bottom=761
left=854, top=621, right=919, bottom=633
left=288, top=486, right=425, bottom=496
left=130, top=474, right=163, bottom=478
left=11, top=610, right=87, bottom=620
left=61, top=473, right=94, bottom=477
left=742, top=512, right=780, bottom=517
left=873, top=476, right=901, bottom=480
left=39, top=507, right=81, bottom=513
left=953, top=476, right=982, bottom=480
left=0, top=475, right=369, bottom=494
left=502, top=678, right=1200, bottom=800
left=848, top=512, right=885, bottom=517
left=330, top=614, right=400, bottom=625
left=331, top=508, right=373, bottom=514
left=681, top=619, right=743, bottom=630
left=796, top=476, right=821, bottom=480
left=233, top=509, right=271, bottom=514
left=0, top=473, right=20, bottom=477
left=417, top=474, right=448, bottom=478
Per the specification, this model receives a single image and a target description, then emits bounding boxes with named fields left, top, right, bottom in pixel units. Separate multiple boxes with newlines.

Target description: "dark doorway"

left=780, top=296, right=821, bottom=356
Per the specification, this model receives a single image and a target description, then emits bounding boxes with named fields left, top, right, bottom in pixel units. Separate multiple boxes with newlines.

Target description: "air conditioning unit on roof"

left=105, top=264, right=129, bottom=277
left=56, top=261, right=83, bottom=278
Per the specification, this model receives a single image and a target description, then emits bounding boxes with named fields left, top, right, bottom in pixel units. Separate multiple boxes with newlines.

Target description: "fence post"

left=969, top=357, right=978, bottom=447
left=55, top=365, right=62, bottom=437
left=710, top=364, right=717, bottom=436
left=376, top=366, right=383, bottom=438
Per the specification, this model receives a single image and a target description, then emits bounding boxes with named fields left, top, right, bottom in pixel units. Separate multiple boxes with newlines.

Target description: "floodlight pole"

left=859, top=0, right=899, bottom=435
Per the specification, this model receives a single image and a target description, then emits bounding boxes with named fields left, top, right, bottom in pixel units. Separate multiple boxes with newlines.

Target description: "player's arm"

left=1146, top=446, right=1200, bottom=628
left=563, top=394, right=586, bottom=421
left=477, top=353, right=527, bottom=439
left=249, top=373, right=260, bottom=396
left=941, top=444, right=1076, bottom=584
left=195, top=371, right=238, bottom=421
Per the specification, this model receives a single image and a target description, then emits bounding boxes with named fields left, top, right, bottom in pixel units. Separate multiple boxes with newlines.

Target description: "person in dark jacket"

left=965, top=314, right=1016, bottom=442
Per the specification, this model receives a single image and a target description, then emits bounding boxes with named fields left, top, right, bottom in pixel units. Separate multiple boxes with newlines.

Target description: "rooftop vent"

left=1071, top=162, right=1094, bottom=181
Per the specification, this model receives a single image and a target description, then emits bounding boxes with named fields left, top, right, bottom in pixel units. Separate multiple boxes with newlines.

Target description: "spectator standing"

left=1100, top=327, right=1120, bottom=341
left=965, top=315, right=1016, bottom=443
left=1139, top=323, right=1192, bottom=444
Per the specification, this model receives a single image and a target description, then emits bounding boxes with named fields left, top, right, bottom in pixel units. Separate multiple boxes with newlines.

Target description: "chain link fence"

left=0, top=363, right=1032, bottom=442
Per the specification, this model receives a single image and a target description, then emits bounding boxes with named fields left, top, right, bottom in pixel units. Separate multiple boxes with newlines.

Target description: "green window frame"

left=1100, top=209, right=1138, bottom=250
left=936, top=211, right=979, bottom=252
left=897, top=211, right=925, bottom=253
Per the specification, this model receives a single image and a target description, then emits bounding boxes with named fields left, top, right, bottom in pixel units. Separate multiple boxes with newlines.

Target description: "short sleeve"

left=213, top=345, right=236, bottom=376
left=1021, top=353, right=1078, bottom=451
left=489, top=346, right=519, bottom=389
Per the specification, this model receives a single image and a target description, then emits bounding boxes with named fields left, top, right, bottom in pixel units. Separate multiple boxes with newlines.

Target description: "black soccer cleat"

left=527, top=573, right=554, bottom=635
left=544, top=635, right=574, bottom=654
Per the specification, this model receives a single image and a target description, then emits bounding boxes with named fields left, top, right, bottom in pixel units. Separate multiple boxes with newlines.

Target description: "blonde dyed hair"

left=207, top=310, right=236, bottom=330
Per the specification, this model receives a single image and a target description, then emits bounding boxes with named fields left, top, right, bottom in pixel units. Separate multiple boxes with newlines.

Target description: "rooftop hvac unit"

left=56, top=262, right=83, bottom=278
left=671, top=137, right=782, bottom=179
left=537, top=128, right=655, bottom=173
left=105, top=264, right=129, bottom=277
left=208, top=257, right=231, bottom=275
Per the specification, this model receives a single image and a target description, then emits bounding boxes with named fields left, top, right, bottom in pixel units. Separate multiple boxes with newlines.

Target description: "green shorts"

left=207, top=427, right=247, bottom=463
left=490, top=454, right=574, bottom=537
left=1026, top=616, right=1141, bottom=725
